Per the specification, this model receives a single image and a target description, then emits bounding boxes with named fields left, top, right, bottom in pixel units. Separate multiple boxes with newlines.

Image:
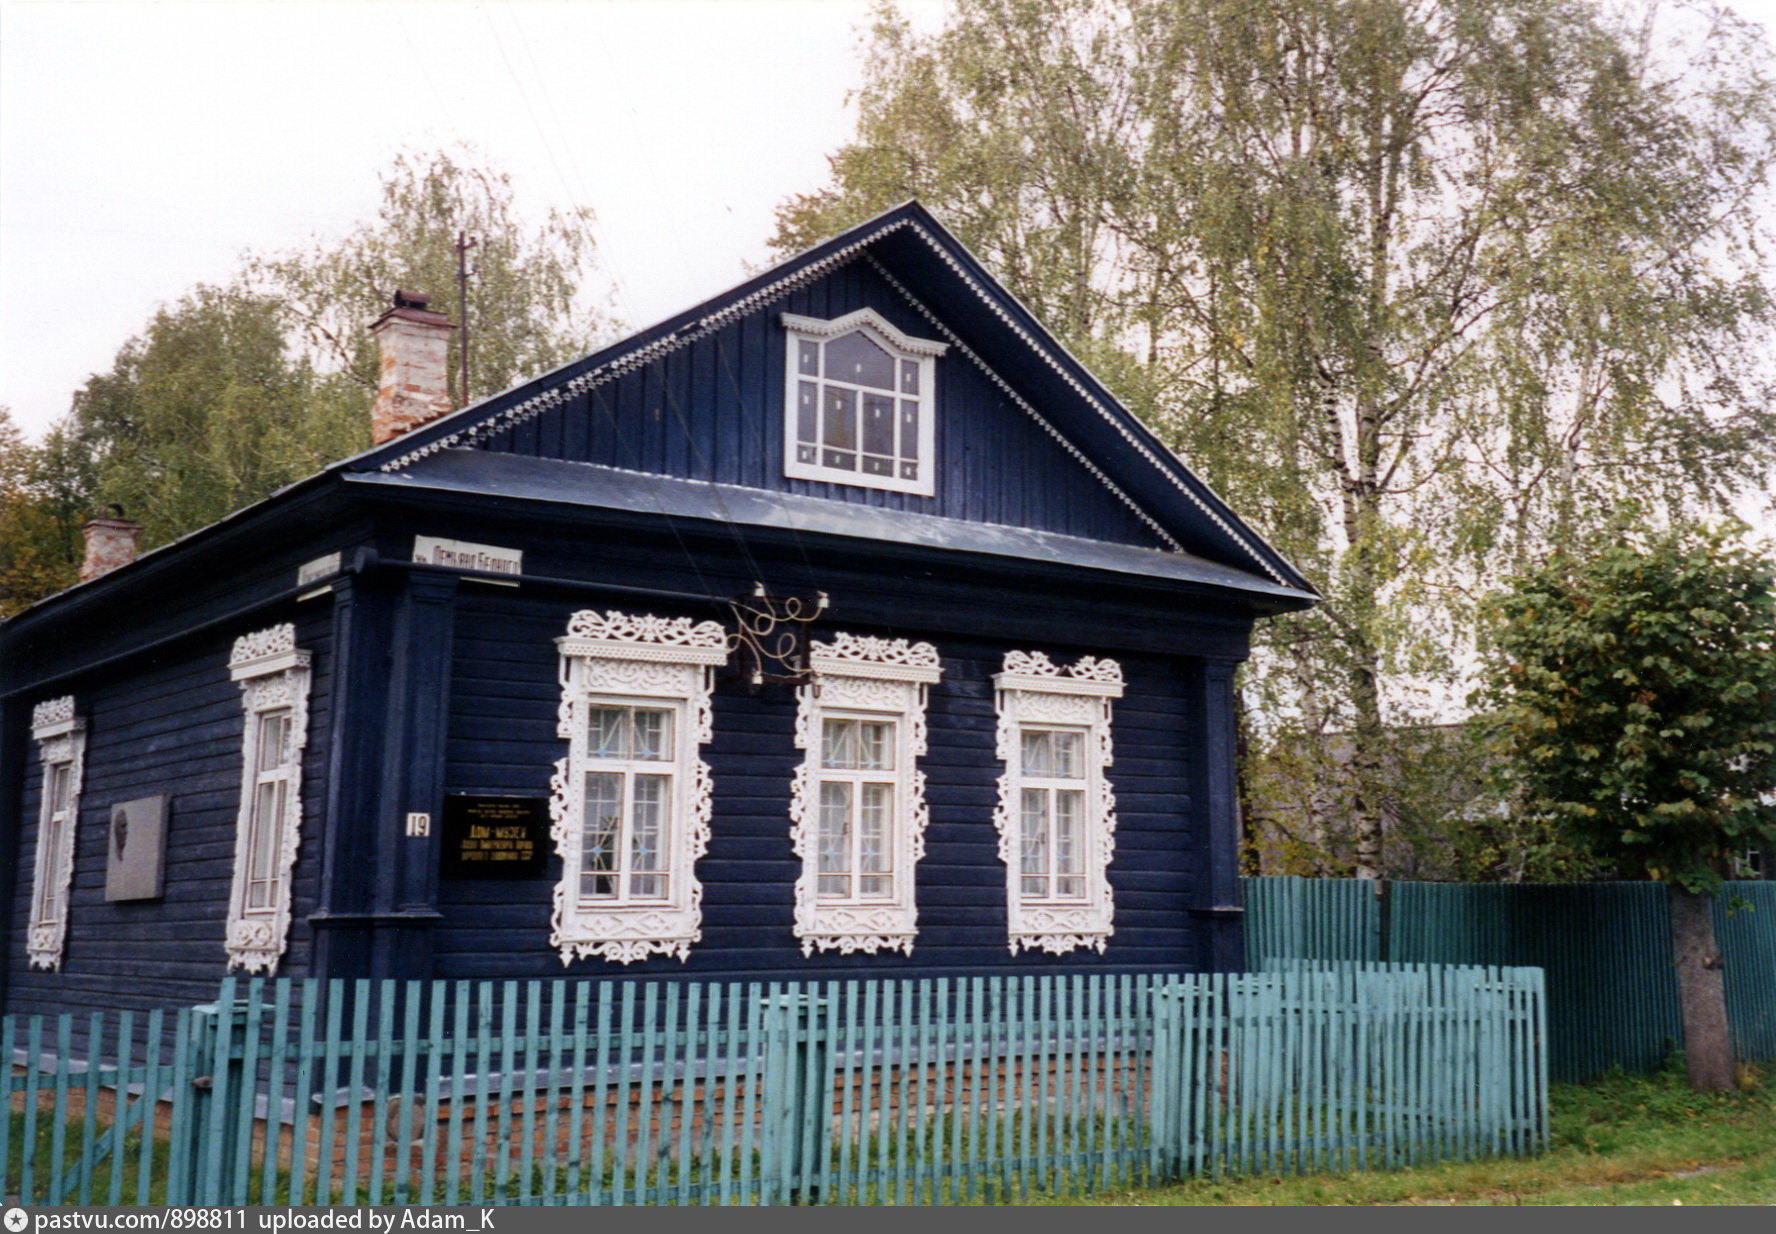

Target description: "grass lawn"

left=1054, top=1066, right=1776, bottom=1206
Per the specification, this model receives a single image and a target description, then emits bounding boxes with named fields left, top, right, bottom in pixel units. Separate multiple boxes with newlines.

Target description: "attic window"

left=781, top=309, right=946, bottom=497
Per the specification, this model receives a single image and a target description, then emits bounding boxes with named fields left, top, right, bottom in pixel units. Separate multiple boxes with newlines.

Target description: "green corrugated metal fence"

left=1244, top=877, right=1776, bottom=1082
left=2, top=968, right=1549, bottom=1206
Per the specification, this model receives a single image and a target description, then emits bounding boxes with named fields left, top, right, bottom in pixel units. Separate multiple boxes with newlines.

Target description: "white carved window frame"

left=781, top=307, right=947, bottom=497
left=28, top=696, right=85, bottom=972
left=551, top=610, right=729, bottom=965
left=994, top=651, right=1123, bottom=955
left=225, top=623, right=311, bottom=974
left=791, top=633, right=942, bottom=956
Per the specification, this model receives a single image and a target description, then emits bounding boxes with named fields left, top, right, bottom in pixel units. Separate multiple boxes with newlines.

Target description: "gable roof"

left=348, top=201, right=1316, bottom=597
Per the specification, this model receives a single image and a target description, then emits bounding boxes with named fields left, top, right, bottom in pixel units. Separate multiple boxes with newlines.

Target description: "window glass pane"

left=819, top=874, right=850, bottom=897
left=588, top=707, right=628, bottom=759
left=258, top=711, right=291, bottom=773
left=900, top=360, right=919, bottom=395
left=1056, top=876, right=1085, bottom=898
left=824, top=331, right=895, bottom=389
left=630, top=774, right=669, bottom=874
left=1022, top=875, right=1047, bottom=897
left=798, top=339, right=819, bottom=376
left=858, top=721, right=894, bottom=770
left=859, top=874, right=892, bottom=897
left=1021, top=788, right=1049, bottom=876
left=822, top=387, right=857, bottom=451
left=797, top=382, right=819, bottom=458
left=860, top=783, right=892, bottom=872
left=818, top=781, right=852, bottom=873
left=631, top=709, right=673, bottom=762
left=1055, top=791, right=1084, bottom=873
left=47, top=763, right=70, bottom=816
left=1052, top=731, right=1085, bottom=779
left=861, top=394, right=896, bottom=457
left=822, top=718, right=857, bottom=769
left=1021, top=730, right=1053, bottom=777
left=899, top=403, right=920, bottom=459
left=581, top=772, right=622, bottom=899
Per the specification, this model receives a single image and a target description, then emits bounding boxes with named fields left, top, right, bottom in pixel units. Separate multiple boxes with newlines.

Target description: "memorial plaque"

left=440, top=795, right=549, bottom=879
left=106, top=796, right=167, bottom=901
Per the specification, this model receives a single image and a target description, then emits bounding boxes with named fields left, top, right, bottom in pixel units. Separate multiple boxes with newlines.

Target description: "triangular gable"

left=350, top=202, right=1315, bottom=595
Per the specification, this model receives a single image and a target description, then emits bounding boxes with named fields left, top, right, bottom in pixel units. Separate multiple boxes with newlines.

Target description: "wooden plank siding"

left=433, top=587, right=1202, bottom=982
left=7, top=606, right=335, bottom=1018
left=477, top=259, right=1168, bottom=551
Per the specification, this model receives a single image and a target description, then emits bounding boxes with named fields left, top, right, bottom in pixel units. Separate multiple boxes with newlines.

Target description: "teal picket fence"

left=1244, top=877, right=1776, bottom=1082
left=1150, top=962, right=1546, bottom=1179
left=1, top=968, right=1549, bottom=1206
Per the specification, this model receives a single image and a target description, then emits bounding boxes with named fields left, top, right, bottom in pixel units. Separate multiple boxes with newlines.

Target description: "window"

left=552, top=609, right=729, bottom=964
left=993, top=651, right=1123, bottom=954
left=28, top=696, right=85, bottom=972
left=791, top=633, right=942, bottom=956
left=226, top=623, right=311, bottom=974
left=781, top=308, right=946, bottom=496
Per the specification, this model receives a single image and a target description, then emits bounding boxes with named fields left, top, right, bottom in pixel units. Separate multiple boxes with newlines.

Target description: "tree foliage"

left=778, top=0, right=1776, bottom=875
left=64, top=285, right=344, bottom=551
left=250, top=146, right=612, bottom=409
left=1480, top=526, right=1776, bottom=895
left=0, top=147, right=611, bottom=611
left=1479, top=524, right=1776, bottom=1088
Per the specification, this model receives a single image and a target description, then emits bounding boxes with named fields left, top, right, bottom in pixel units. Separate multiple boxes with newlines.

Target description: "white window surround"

left=28, top=696, right=85, bottom=972
left=551, top=609, right=730, bottom=965
left=225, top=623, right=311, bottom=974
left=993, top=651, right=1123, bottom=955
left=781, top=308, right=947, bottom=497
left=791, top=632, right=942, bottom=956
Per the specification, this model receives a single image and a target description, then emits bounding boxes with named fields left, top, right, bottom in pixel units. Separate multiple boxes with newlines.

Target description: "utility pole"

left=454, top=231, right=478, bottom=406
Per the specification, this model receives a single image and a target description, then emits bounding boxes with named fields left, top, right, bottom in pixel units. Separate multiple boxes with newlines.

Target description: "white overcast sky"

left=0, top=0, right=946, bottom=438
left=4, top=0, right=1776, bottom=552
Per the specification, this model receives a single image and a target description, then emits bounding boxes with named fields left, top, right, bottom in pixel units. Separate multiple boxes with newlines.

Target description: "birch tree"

left=777, top=0, right=1776, bottom=875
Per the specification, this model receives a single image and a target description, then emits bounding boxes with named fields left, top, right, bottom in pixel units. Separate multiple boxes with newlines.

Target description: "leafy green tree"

left=0, top=408, right=92, bottom=615
left=1481, top=526, right=1776, bottom=1090
left=20, top=146, right=613, bottom=575
left=251, top=145, right=613, bottom=410
left=778, top=0, right=1776, bottom=876
left=65, top=284, right=339, bottom=552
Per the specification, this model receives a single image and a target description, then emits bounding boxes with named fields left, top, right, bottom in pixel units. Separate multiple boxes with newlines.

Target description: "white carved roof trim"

left=875, top=229, right=1292, bottom=587
left=780, top=307, right=948, bottom=357
left=379, top=223, right=914, bottom=470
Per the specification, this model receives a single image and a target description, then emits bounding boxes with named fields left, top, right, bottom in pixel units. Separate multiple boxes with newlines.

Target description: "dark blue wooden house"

left=0, top=203, right=1316, bottom=1018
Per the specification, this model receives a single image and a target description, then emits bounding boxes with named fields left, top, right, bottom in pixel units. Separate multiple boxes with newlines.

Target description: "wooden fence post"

left=760, top=993, right=832, bottom=1205
left=180, top=983, right=251, bottom=1206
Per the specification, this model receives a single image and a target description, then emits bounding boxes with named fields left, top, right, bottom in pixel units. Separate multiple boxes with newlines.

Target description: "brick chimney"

left=80, top=506, right=141, bottom=581
left=370, top=290, right=455, bottom=445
